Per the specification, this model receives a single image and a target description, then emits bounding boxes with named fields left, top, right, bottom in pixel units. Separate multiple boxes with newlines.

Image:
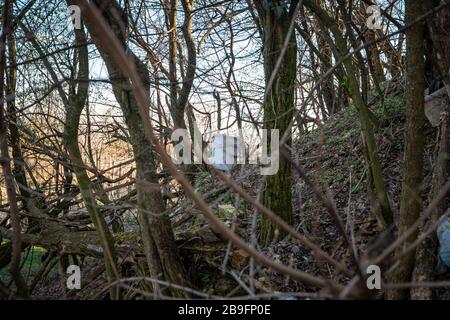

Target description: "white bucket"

left=210, top=134, right=238, bottom=171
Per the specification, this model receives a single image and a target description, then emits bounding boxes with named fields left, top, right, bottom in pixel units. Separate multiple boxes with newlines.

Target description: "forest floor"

left=254, top=79, right=449, bottom=299
left=6, top=79, right=448, bottom=299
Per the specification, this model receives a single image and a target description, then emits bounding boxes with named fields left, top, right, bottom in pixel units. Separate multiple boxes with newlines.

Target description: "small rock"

left=217, top=204, right=239, bottom=220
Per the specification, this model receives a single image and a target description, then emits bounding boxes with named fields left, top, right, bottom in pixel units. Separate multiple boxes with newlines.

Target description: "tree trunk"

left=5, top=28, right=30, bottom=212
left=360, top=3, right=386, bottom=85
left=63, top=23, right=120, bottom=300
left=20, top=12, right=121, bottom=299
left=386, top=0, right=426, bottom=300
left=317, top=26, right=335, bottom=116
left=0, top=0, right=28, bottom=298
left=411, top=1, right=450, bottom=300
left=427, top=1, right=450, bottom=97
left=73, top=0, right=190, bottom=297
left=303, top=0, right=393, bottom=227
left=255, top=0, right=297, bottom=245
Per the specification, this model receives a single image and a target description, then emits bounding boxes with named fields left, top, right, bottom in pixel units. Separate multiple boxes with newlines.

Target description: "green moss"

left=323, top=169, right=345, bottom=184
left=216, top=204, right=238, bottom=220
left=373, top=94, right=405, bottom=121
left=194, top=171, right=214, bottom=194
left=305, top=198, right=315, bottom=210
left=0, top=246, right=48, bottom=283
left=114, top=231, right=140, bottom=243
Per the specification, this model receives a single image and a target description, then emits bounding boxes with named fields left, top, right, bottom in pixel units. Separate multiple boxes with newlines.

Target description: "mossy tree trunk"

left=73, top=0, right=190, bottom=297
left=20, top=10, right=121, bottom=299
left=255, top=0, right=298, bottom=245
left=386, top=0, right=427, bottom=300
left=303, top=0, right=393, bottom=227
left=63, top=24, right=120, bottom=300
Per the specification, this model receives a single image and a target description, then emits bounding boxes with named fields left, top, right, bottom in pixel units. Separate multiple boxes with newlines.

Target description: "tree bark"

left=386, top=0, right=426, bottom=300
left=411, top=1, right=450, bottom=300
left=303, top=0, right=393, bottom=227
left=0, top=0, right=28, bottom=298
left=63, top=33, right=120, bottom=300
left=73, top=0, right=190, bottom=297
left=255, top=0, right=298, bottom=244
